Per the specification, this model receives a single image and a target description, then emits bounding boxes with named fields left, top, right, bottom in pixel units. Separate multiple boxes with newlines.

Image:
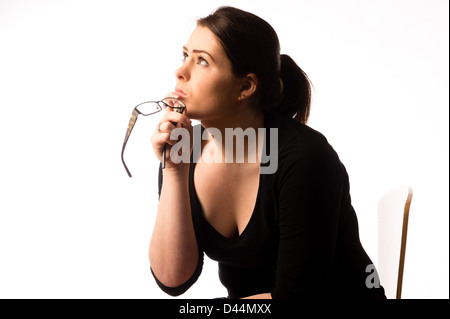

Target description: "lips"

left=175, top=88, right=187, bottom=97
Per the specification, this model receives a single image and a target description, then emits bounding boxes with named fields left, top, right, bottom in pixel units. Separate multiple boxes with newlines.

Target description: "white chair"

left=378, top=186, right=413, bottom=299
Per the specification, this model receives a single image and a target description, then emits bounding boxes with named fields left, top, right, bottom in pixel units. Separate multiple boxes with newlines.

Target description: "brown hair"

left=198, top=6, right=311, bottom=123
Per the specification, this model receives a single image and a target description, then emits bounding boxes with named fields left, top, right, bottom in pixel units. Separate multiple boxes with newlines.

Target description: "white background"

left=0, top=0, right=448, bottom=299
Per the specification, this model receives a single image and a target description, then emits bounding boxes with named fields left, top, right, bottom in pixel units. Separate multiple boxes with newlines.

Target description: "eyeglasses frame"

left=121, top=97, right=186, bottom=177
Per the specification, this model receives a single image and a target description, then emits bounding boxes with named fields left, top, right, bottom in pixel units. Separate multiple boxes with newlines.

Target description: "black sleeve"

left=271, top=138, right=345, bottom=299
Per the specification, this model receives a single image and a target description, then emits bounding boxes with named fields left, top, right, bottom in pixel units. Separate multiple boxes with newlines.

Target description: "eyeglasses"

left=121, top=97, right=186, bottom=177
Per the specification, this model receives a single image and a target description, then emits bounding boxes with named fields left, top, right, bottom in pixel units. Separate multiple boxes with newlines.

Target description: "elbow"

left=150, top=266, right=198, bottom=297
left=150, top=253, right=203, bottom=297
left=149, top=257, right=199, bottom=288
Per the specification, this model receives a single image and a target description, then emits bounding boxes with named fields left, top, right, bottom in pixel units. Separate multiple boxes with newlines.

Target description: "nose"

left=175, top=62, right=190, bottom=82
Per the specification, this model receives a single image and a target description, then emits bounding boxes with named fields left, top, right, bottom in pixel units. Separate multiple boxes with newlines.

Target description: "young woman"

left=149, top=6, right=386, bottom=299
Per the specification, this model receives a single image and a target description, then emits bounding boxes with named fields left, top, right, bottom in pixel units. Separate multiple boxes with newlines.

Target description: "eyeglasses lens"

left=135, top=102, right=161, bottom=115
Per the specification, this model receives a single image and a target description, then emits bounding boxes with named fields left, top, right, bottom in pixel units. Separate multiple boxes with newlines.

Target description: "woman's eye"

left=198, top=56, right=209, bottom=66
left=181, top=52, right=188, bottom=61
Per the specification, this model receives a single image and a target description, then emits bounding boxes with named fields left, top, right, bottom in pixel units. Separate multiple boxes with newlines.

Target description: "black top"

left=152, top=111, right=386, bottom=299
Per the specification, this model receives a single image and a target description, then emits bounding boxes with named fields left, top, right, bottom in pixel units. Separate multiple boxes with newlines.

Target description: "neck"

left=202, top=103, right=264, bottom=131
left=199, top=105, right=265, bottom=164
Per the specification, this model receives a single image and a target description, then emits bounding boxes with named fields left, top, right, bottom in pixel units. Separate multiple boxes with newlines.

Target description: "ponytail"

left=278, top=54, right=312, bottom=124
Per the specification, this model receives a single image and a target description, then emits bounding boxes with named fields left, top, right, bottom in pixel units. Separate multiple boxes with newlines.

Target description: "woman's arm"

left=270, top=139, right=344, bottom=299
left=149, top=166, right=199, bottom=287
left=149, top=107, right=199, bottom=288
left=242, top=293, right=272, bottom=299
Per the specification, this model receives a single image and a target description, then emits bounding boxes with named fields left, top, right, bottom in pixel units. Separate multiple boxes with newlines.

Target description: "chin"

left=185, top=107, right=204, bottom=119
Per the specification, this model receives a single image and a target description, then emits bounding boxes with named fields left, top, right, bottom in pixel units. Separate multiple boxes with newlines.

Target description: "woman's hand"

left=151, top=93, right=192, bottom=170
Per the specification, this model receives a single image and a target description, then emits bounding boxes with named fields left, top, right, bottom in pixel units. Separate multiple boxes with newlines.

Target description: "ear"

left=238, top=73, right=258, bottom=101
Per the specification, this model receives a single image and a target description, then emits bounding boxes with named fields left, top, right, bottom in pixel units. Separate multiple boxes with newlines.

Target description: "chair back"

left=378, top=186, right=413, bottom=299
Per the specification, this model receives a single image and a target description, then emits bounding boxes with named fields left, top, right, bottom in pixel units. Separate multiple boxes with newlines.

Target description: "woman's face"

left=174, top=26, right=242, bottom=122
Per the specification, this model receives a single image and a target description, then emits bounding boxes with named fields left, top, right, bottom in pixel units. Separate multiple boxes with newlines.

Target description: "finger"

left=159, top=109, right=192, bottom=127
left=151, top=132, right=170, bottom=149
left=158, top=121, right=176, bottom=134
left=151, top=133, right=168, bottom=161
left=153, top=130, right=180, bottom=147
left=151, top=132, right=177, bottom=160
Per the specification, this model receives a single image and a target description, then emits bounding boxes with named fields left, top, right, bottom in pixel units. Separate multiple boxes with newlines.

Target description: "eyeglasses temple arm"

left=121, top=109, right=139, bottom=178
left=121, top=144, right=132, bottom=177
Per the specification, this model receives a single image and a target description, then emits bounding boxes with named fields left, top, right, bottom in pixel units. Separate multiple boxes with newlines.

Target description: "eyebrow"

left=183, top=46, right=215, bottom=63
